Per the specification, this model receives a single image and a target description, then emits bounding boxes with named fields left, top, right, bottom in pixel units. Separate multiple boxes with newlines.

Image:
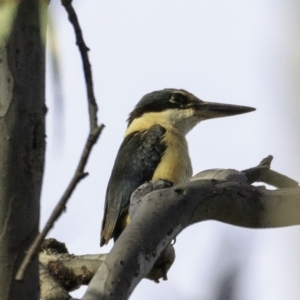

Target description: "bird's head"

left=127, top=89, right=255, bottom=135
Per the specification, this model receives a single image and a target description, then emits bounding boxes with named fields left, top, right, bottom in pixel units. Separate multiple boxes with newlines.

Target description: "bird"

left=100, top=88, right=255, bottom=246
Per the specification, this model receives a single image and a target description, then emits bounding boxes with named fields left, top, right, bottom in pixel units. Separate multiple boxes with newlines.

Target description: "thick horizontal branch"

left=82, top=180, right=300, bottom=300
left=40, top=252, right=107, bottom=294
left=39, top=240, right=173, bottom=299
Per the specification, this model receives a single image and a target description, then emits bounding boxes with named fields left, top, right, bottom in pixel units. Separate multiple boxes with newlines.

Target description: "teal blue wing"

left=100, top=124, right=166, bottom=246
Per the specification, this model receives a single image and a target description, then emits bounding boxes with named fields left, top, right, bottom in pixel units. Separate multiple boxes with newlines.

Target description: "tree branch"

left=82, top=180, right=300, bottom=300
left=38, top=158, right=299, bottom=299
left=38, top=236, right=172, bottom=299
left=15, top=0, right=104, bottom=281
left=61, top=0, right=98, bottom=130
left=39, top=263, right=71, bottom=300
left=40, top=251, right=107, bottom=294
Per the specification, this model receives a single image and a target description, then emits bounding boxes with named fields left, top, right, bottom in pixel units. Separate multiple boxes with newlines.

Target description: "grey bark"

left=0, top=1, right=46, bottom=299
left=39, top=263, right=71, bottom=300
left=82, top=180, right=300, bottom=300
left=39, top=252, right=107, bottom=293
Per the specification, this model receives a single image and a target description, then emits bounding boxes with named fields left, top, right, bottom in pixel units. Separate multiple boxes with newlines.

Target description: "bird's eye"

left=169, top=93, right=186, bottom=105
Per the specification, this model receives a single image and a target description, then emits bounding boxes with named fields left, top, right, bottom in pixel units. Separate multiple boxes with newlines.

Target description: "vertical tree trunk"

left=0, top=1, right=46, bottom=299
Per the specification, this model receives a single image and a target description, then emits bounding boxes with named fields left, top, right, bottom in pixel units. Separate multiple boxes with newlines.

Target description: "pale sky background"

left=43, top=1, right=300, bottom=299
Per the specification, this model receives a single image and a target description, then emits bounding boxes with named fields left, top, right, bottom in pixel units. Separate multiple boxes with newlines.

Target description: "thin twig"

left=61, top=0, right=98, bottom=130
left=15, top=0, right=104, bottom=280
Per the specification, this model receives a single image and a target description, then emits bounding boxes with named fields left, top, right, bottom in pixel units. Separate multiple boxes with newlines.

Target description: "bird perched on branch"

left=100, top=88, right=255, bottom=246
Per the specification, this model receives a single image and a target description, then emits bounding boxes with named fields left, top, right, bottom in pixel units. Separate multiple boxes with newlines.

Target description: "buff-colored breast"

left=152, top=130, right=192, bottom=184
left=125, top=111, right=193, bottom=185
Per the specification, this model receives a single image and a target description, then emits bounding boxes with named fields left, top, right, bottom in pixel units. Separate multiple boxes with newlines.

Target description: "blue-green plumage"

left=101, top=125, right=167, bottom=245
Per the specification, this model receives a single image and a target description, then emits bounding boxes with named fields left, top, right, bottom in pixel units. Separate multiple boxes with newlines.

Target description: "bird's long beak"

left=193, top=101, right=255, bottom=120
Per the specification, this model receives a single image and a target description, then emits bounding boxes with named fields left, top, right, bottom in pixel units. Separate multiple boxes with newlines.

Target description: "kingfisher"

left=100, top=89, right=255, bottom=246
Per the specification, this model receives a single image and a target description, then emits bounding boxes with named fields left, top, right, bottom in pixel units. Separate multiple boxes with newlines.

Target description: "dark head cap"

left=127, top=88, right=255, bottom=126
left=127, top=89, right=200, bottom=125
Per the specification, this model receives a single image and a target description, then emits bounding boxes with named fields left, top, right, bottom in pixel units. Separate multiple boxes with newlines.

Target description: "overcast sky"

left=43, top=1, right=300, bottom=299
